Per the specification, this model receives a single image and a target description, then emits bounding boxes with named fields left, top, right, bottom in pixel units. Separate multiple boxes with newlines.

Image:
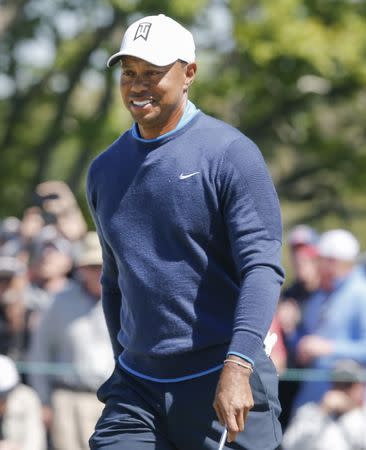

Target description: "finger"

left=236, top=408, right=245, bottom=433
left=226, top=412, right=239, bottom=443
left=243, top=406, right=250, bottom=426
left=213, top=402, right=225, bottom=426
left=227, top=429, right=238, bottom=443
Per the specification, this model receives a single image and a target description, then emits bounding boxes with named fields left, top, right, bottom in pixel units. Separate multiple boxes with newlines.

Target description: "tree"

left=1, top=0, right=366, bottom=233
left=0, top=0, right=207, bottom=221
left=194, top=0, right=366, bottom=228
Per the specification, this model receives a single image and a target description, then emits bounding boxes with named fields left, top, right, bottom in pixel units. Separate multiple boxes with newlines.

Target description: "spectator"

left=0, top=258, right=27, bottom=298
left=19, top=208, right=45, bottom=244
left=28, top=231, right=114, bottom=450
left=0, top=218, right=21, bottom=248
left=0, top=355, right=46, bottom=450
left=0, top=208, right=45, bottom=264
left=282, top=359, right=366, bottom=450
left=277, top=224, right=320, bottom=428
left=28, top=226, right=74, bottom=296
left=0, top=289, right=35, bottom=363
left=293, top=229, right=366, bottom=411
left=33, top=181, right=87, bottom=243
left=0, top=255, right=49, bottom=320
left=279, top=224, right=320, bottom=341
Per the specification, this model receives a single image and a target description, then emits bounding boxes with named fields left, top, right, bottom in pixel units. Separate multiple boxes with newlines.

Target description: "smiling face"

left=120, top=56, right=196, bottom=139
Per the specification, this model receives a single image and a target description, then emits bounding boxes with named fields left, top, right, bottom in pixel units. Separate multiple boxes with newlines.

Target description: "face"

left=34, top=246, right=72, bottom=280
left=318, top=257, right=353, bottom=290
left=291, top=247, right=319, bottom=286
left=120, top=56, right=196, bottom=139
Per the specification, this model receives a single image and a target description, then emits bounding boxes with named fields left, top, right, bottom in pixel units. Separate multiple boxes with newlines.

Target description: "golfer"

left=87, top=13, right=284, bottom=450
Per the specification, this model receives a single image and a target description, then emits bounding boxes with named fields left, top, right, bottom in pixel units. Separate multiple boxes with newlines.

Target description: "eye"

left=121, top=69, right=134, bottom=78
left=146, top=70, right=163, bottom=77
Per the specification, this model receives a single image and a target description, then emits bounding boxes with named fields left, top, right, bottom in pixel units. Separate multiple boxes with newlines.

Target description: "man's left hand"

left=213, top=356, right=254, bottom=443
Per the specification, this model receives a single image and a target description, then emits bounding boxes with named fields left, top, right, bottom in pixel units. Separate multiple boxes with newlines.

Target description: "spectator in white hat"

left=292, top=229, right=366, bottom=412
left=0, top=355, right=46, bottom=450
left=316, top=229, right=360, bottom=292
left=28, top=232, right=114, bottom=450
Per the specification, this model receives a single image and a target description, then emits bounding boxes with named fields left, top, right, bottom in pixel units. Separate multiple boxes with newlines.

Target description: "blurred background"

left=1, top=0, right=366, bottom=242
left=1, top=1, right=366, bottom=449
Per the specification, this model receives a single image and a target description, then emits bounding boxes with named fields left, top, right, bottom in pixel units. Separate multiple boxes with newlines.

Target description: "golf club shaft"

left=218, top=427, right=227, bottom=450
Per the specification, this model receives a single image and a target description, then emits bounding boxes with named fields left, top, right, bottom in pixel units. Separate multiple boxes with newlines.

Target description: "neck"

left=138, top=97, right=188, bottom=140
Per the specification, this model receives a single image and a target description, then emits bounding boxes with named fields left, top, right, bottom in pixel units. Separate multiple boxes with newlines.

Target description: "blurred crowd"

left=275, top=224, right=366, bottom=450
left=0, top=181, right=114, bottom=450
left=0, top=181, right=366, bottom=450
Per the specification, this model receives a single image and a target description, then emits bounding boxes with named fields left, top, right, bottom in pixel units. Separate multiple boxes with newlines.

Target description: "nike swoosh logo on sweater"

left=179, top=172, right=200, bottom=180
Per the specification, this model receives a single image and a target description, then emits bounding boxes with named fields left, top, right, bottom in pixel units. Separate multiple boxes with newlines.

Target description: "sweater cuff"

left=228, top=330, right=264, bottom=365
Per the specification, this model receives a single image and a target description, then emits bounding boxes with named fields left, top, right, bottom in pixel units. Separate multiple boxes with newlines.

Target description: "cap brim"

left=107, top=50, right=178, bottom=68
left=107, top=52, right=123, bottom=67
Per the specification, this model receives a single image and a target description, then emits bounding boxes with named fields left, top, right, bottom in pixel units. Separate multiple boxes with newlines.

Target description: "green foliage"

left=0, top=0, right=365, bottom=236
left=194, top=0, right=366, bottom=229
left=0, top=0, right=207, bottom=222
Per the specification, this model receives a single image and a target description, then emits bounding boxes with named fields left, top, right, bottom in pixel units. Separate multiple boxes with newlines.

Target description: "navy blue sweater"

left=87, top=112, right=284, bottom=380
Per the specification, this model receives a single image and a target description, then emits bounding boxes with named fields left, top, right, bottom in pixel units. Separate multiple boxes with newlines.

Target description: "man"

left=0, top=258, right=33, bottom=361
left=87, top=14, right=284, bottom=450
left=28, top=232, right=114, bottom=450
left=28, top=225, right=74, bottom=296
left=292, top=229, right=366, bottom=412
left=282, top=224, right=319, bottom=308
left=0, top=289, right=34, bottom=363
left=283, top=360, right=366, bottom=450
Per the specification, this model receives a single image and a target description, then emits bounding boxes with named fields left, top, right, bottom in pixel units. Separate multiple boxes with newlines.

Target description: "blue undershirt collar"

left=131, top=100, right=199, bottom=143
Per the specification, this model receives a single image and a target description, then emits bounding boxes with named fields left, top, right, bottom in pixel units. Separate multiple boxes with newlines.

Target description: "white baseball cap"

left=317, top=229, right=360, bottom=262
left=0, top=355, right=19, bottom=396
left=107, top=14, right=195, bottom=67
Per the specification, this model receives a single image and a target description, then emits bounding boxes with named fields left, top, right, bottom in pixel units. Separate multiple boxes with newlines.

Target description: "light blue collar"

left=131, top=100, right=199, bottom=143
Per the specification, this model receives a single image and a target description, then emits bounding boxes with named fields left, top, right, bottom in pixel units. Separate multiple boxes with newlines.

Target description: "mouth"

left=130, top=99, right=155, bottom=108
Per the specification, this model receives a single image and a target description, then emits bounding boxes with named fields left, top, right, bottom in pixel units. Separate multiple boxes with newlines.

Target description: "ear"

left=183, top=62, right=197, bottom=91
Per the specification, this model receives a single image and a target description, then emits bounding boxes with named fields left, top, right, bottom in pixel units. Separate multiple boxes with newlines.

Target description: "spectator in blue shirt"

left=293, top=229, right=366, bottom=411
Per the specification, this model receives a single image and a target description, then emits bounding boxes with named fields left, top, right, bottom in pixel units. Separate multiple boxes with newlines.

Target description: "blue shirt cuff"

left=226, top=351, right=255, bottom=367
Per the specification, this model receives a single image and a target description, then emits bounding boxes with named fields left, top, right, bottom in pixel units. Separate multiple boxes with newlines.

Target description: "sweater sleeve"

left=218, top=138, right=285, bottom=363
left=86, top=167, right=123, bottom=360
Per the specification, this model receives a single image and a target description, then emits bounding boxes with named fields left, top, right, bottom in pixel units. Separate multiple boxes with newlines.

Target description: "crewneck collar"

left=131, top=100, right=199, bottom=143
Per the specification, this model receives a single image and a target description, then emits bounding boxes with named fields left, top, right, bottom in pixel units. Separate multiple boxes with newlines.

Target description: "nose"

left=130, top=74, right=149, bottom=93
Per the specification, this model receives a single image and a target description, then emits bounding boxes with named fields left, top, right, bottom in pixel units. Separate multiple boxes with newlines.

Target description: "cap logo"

left=134, top=22, right=152, bottom=41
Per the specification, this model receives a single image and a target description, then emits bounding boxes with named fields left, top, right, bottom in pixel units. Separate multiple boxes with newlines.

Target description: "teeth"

left=132, top=100, right=152, bottom=106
